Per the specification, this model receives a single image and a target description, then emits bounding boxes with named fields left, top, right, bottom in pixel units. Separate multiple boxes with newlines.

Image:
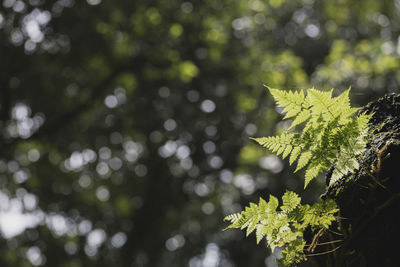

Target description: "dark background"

left=0, top=0, right=399, bottom=266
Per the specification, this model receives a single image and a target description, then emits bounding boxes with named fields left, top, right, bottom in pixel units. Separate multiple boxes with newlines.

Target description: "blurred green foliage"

left=0, top=0, right=398, bottom=266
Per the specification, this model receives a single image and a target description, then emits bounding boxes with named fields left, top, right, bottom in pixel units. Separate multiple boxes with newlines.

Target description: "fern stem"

left=326, top=229, right=344, bottom=236
left=307, top=228, right=325, bottom=253
left=304, top=239, right=343, bottom=247
left=306, top=245, right=342, bottom=257
left=365, top=170, right=391, bottom=193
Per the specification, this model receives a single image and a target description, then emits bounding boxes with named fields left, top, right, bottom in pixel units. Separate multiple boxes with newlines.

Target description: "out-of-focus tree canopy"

left=0, top=0, right=398, bottom=266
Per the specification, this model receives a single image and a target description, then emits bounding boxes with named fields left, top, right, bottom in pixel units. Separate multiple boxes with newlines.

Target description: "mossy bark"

left=310, top=94, right=400, bottom=267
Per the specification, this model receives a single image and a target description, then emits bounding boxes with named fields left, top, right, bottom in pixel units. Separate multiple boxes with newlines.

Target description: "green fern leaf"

left=281, top=191, right=301, bottom=212
left=276, top=145, right=286, bottom=156
left=266, top=195, right=279, bottom=213
left=307, top=88, right=335, bottom=119
left=256, top=224, right=267, bottom=244
left=246, top=221, right=258, bottom=236
left=258, top=197, right=267, bottom=211
left=289, top=146, right=301, bottom=165
left=304, top=163, right=322, bottom=188
left=251, top=136, right=268, bottom=147
left=277, top=239, right=307, bottom=267
left=303, top=199, right=339, bottom=228
left=271, top=142, right=280, bottom=153
left=295, top=150, right=313, bottom=172
left=251, top=133, right=296, bottom=160
left=268, top=87, right=306, bottom=119
left=289, top=109, right=311, bottom=129
left=332, top=88, right=351, bottom=113
left=329, top=152, right=359, bottom=186
left=223, top=213, right=241, bottom=223
left=357, top=113, right=371, bottom=132
left=282, top=145, right=292, bottom=159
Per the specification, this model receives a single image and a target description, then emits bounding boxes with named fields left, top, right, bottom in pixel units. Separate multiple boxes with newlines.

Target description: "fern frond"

left=253, top=87, right=370, bottom=188
left=227, top=87, right=369, bottom=265
left=224, top=192, right=339, bottom=266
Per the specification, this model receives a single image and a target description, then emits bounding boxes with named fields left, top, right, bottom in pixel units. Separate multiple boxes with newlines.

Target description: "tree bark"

left=315, top=93, right=400, bottom=266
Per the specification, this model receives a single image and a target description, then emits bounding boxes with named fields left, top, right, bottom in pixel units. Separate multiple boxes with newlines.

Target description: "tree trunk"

left=312, top=94, right=400, bottom=266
